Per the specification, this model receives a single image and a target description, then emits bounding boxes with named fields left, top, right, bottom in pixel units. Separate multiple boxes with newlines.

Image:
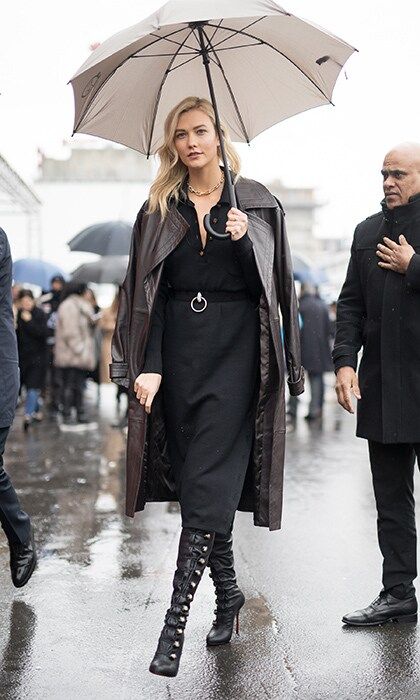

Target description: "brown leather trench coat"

left=110, top=176, right=304, bottom=530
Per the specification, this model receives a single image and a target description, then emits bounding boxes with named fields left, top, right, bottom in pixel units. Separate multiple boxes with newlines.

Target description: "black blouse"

left=142, top=177, right=262, bottom=374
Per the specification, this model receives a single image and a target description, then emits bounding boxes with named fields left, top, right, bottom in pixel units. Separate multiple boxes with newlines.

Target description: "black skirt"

left=162, top=292, right=260, bottom=534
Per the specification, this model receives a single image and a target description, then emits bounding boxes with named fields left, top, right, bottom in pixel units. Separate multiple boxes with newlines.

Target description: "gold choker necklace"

left=187, top=172, right=224, bottom=196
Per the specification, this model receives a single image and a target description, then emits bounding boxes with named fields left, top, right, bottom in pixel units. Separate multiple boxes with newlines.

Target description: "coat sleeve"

left=110, top=204, right=146, bottom=388
left=332, top=229, right=366, bottom=372
left=406, top=253, right=420, bottom=291
left=273, top=199, right=304, bottom=396
left=141, top=273, right=169, bottom=375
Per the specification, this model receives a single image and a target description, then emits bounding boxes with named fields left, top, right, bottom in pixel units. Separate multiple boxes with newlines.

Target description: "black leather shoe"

left=149, top=528, right=215, bottom=678
left=10, top=530, right=37, bottom=588
left=342, top=591, right=418, bottom=626
left=206, top=532, right=245, bottom=646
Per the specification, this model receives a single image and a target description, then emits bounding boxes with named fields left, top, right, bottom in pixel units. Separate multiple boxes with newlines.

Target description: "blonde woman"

left=111, top=96, right=303, bottom=677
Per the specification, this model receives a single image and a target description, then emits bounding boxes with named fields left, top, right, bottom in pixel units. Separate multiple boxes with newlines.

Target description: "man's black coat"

left=333, top=195, right=420, bottom=443
left=299, top=293, right=333, bottom=374
left=0, top=228, right=19, bottom=428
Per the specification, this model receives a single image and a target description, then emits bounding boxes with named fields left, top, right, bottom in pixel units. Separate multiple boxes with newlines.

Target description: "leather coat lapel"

left=246, top=212, right=274, bottom=306
left=143, top=207, right=189, bottom=312
left=144, top=207, right=189, bottom=278
left=235, top=179, right=277, bottom=308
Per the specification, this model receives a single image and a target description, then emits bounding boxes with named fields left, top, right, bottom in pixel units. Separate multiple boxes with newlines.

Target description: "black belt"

left=170, top=289, right=249, bottom=302
left=169, top=288, right=250, bottom=312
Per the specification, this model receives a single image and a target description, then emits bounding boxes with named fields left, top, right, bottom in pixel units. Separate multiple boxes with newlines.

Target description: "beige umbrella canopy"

left=70, top=0, right=355, bottom=237
left=70, top=0, right=356, bottom=155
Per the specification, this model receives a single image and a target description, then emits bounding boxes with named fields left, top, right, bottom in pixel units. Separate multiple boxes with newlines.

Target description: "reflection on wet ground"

left=1, top=381, right=420, bottom=699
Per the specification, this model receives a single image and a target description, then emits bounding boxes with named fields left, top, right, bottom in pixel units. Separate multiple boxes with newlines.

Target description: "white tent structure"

left=0, top=153, right=42, bottom=256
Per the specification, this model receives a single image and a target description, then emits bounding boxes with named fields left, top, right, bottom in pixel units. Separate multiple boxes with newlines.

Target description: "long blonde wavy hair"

left=147, top=96, right=241, bottom=218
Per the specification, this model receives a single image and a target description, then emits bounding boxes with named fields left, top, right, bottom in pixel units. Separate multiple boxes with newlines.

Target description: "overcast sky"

left=1, top=0, right=419, bottom=240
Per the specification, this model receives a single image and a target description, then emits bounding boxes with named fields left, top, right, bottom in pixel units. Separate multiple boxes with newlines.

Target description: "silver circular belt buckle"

left=191, top=291, right=207, bottom=313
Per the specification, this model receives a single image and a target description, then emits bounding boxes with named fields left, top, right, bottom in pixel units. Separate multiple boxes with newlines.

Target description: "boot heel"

left=395, top=613, right=417, bottom=624
left=235, top=611, right=240, bottom=635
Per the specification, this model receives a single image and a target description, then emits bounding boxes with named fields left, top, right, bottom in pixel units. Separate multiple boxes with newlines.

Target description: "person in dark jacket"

left=0, top=228, right=36, bottom=587
left=333, top=142, right=420, bottom=627
left=39, top=274, right=65, bottom=413
left=16, top=289, right=48, bottom=431
left=289, top=284, right=333, bottom=421
left=111, top=97, right=303, bottom=677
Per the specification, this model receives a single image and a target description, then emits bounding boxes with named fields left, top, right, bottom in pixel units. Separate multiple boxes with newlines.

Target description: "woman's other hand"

left=134, top=372, right=162, bottom=414
left=226, top=207, right=248, bottom=240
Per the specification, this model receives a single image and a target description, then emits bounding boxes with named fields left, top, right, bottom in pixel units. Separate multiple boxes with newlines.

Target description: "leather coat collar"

left=144, top=176, right=278, bottom=276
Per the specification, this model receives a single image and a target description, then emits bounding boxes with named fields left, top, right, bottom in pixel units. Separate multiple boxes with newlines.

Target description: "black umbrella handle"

left=195, top=23, right=239, bottom=241
left=204, top=213, right=228, bottom=239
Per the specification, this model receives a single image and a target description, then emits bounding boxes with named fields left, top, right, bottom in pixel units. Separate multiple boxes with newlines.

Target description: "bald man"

left=333, top=143, right=420, bottom=626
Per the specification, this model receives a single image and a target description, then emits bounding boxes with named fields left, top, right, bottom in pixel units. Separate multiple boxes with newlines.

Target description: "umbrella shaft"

left=195, top=24, right=237, bottom=209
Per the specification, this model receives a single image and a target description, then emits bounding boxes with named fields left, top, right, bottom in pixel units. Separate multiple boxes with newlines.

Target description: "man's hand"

left=335, top=366, right=361, bottom=414
left=134, top=372, right=162, bottom=414
left=377, top=235, right=415, bottom=273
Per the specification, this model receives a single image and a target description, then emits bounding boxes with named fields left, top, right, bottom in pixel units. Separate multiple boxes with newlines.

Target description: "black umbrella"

left=68, top=221, right=132, bottom=256
left=71, top=256, right=129, bottom=285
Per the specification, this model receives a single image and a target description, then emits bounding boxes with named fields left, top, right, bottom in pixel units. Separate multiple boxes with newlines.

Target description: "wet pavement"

left=1, top=379, right=420, bottom=699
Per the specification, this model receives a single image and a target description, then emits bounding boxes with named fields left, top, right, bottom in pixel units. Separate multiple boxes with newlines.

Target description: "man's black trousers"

left=369, top=440, right=420, bottom=599
left=0, top=426, right=31, bottom=545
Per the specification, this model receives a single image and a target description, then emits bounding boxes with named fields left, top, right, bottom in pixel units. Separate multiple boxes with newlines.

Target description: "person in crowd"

left=111, top=96, right=303, bottom=677
left=99, top=290, right=119, bottom=385
left=16, top=289, right=48, bottom=431
left=100, top=290, right=128, bottom=426
left=54, top=282, right=98, bottom=424
left=297, top=284, right=333, bottom=421
left=0, top=228, right=36, bottom=586
left=39, top=274, right=65, bottom=414
left=334, top=142, right=420, bottom=626
left=84, top=288, right=102, bottom=400
left=328, top=300, right=337, bottom=341
left=11, top=284, right=22, bottom=327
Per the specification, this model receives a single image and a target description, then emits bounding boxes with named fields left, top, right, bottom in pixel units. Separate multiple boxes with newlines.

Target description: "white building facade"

left=34, top=143, right=154, bottom=272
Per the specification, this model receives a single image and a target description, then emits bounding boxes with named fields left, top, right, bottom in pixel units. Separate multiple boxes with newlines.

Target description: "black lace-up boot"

left=206, top=531, right=245, bottom=646
left=342, top=590, right=418, bottom=626
left=149, top=528, right=215, bottom=677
